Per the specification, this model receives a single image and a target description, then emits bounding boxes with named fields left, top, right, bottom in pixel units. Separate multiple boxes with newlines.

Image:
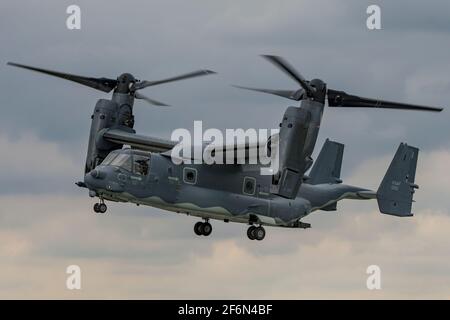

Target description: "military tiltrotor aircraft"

left=8, top=56, right=443, bottom=241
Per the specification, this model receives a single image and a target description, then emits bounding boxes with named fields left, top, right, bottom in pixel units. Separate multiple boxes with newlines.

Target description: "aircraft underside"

left=91, top=184, right=376, bottom=241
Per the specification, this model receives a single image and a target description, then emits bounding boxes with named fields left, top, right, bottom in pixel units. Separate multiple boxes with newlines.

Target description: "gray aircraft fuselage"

left=83, top=85, right=378, bottom=229
left=84, top=148, right=374, bottom=228
left=80, top=78, right=417, bottom=234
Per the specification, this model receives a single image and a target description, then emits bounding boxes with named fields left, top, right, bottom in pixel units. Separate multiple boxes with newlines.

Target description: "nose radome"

left=84, top=170, right=125, bottom=193
left=84, top=173, right=96, bottom=188
left=84, top=169, right=107, bottom=190
left=90, top=168, right=106, bottom=179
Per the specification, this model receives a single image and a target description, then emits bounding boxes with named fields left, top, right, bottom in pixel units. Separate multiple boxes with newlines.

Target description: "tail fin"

left=309, top=139, right=344, bottom=185
left=377, top=143, right=419, bottom=217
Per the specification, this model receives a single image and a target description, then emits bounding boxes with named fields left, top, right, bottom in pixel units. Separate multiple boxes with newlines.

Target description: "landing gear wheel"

left=194, top=222, right=203, bottom=236
left=247, top=226, right=256, bottom=240
left=98, top=203, right=107, bottom=213
left=194, top=221, right=212, bottom=236
left=202, top=222, right=212, bottom=236
left=93, top=203, right=100, bottom=213
left=254, top=226, right=266, bottom=241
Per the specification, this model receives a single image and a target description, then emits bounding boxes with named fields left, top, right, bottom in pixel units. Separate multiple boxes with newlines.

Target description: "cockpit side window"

left=133, top=155, right=150, bottom=175
left=109, top=154, right=132, bottom=171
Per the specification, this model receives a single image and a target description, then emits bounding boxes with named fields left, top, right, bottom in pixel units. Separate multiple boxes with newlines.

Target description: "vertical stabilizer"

left=377, top=143, right=419, bottom=217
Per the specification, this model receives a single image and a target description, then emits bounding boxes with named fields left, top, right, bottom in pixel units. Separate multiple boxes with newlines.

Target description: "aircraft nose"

left=84, top=167, right=125, bottom=193
left=90, top=168, right=106, bottom=180
left=84, top=168, right=107, bottom=189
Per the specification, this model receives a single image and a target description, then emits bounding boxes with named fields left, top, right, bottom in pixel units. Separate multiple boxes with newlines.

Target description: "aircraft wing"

left=102, top=129, right=176, bottom=153
left=102, top=128, right=272, bottom=163
left=163, top=140, right=265, bottom=163
left=193, top=132, right=278, bottom=163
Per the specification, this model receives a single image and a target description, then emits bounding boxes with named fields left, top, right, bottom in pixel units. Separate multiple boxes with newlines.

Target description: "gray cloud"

left=1, top=191, right=450, bottom=299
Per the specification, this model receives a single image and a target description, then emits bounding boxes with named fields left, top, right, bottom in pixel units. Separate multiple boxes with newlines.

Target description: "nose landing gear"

left=194, top=220, right=212, bottom=236
left=93, top=200, right=107, bottom=214
left=247, top=225, right=265, bottom=241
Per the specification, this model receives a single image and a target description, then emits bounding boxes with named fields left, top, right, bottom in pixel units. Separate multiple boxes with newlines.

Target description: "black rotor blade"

left=232, top=85, right=304, bottom=101
left=327, top=89, right=443, bottom=112
left=133, top=69, right=216, bottom=90
left=7, top=62, right=117, bottom=93
left=134, top=91, right=170, bottom=107
left=261, top=55, right=315, bottom=96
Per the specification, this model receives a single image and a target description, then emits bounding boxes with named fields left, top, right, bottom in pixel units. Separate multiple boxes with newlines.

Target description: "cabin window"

left=133, top=155, right=150, bottom=175
left=243, top=176, right=256, bottom=195
left=183, top=168, right=197, bottom=185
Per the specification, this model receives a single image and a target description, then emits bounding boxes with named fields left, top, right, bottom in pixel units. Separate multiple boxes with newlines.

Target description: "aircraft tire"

left=194, top=222, right=203, bottom=236
left=255, top=226, right=265, bottom=241
left=93, top=203, right=100, bottom=213
left=202, top=222, right=212, bottom=236
left=247, top=226, right=256, bottom=240
left=99, top=203, right=107, bottom=213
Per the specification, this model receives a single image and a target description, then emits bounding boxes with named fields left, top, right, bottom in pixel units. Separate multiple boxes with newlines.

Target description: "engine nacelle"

left=271, top=100, right=323, bottom=198
left=84, top=99, right=121, bottom=173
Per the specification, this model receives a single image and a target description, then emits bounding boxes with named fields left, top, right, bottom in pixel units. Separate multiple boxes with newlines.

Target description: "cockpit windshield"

left=101, top=151, right=119, bottom=166
left=100, top=151, right=150, bottom=175
left=109, top=154, right=132, bottom=172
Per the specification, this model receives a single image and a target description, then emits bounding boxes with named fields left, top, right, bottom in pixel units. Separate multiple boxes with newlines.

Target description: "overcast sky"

left=1, top=0, right=450, bottom=299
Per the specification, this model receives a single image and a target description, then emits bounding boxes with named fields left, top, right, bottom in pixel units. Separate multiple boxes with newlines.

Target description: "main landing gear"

left=247, top=225, right=265, bottom=241
left=93, top=200, right=107, bottom=214
left=194, top=220, right=212, bottom=236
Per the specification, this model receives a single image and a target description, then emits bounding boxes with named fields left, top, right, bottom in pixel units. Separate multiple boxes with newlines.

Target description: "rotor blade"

left=261, top=55, right=315, bottom=96
left=232, top=85, right=304, bottom=101
left=133, top=69, right=216, bottom=90
left=7, top=62, right=117, bottom=93
left=327, top=89, right=443, bottom=112
left=134, top=91, right=170, bottom=107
